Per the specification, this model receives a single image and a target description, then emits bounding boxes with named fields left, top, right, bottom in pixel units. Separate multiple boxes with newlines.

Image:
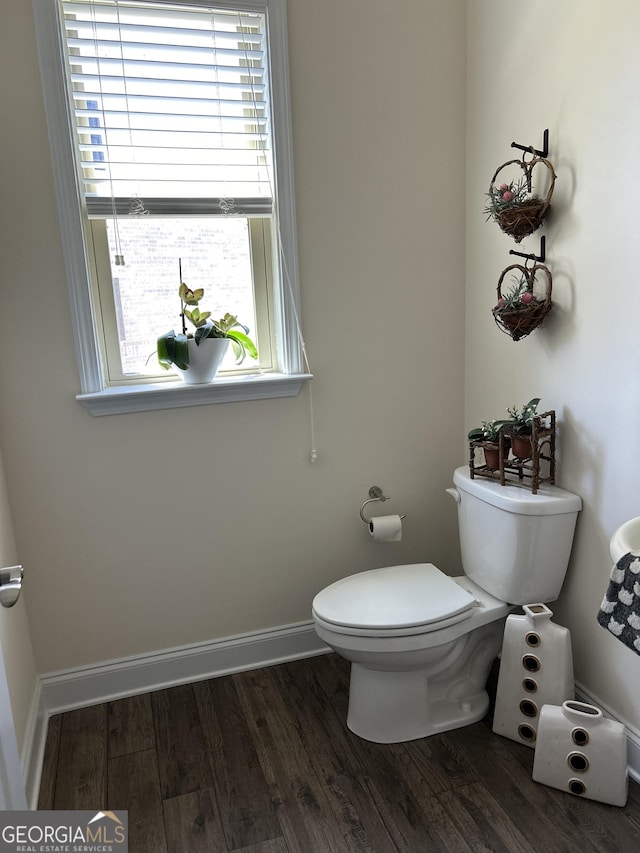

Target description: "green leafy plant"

left=483, top=177, right=538, bottom=223
left=467, top=419, right=509, bottom=443
left=157, top=278, right=258, bottom=373
left=506, top=397, right=541, bottom=436
left=469, top=398, right=541, bottom=443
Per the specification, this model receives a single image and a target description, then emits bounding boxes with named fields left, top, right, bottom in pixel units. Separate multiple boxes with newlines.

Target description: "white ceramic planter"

left=492, top=603, right=574, bottom=747
left=532, top=700, right=628, bottom=806
left=175, top=338, right=230, bottom=385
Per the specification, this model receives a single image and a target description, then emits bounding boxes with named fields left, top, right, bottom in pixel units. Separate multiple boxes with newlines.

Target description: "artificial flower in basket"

left=492, top=263, right=552, bottom=342
left=484, top=177, right=530, bottom=221
left=484, top=151, right=556, bottom=243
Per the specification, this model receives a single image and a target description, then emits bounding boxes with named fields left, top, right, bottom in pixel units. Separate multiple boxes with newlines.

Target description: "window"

left=34, top=0, right=307, bottom=415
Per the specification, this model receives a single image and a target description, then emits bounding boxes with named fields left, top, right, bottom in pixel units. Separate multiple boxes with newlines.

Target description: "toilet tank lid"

left=453, top=466, right=582, bottom=516
left=312, top=563, right=476, bottom=630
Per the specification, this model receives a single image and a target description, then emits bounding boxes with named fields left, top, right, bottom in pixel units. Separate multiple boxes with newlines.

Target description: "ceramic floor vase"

left=532, top=700, right=628, bottom=806
left=492, top=603, right=574, bottom=747
left=175, top=338, right=230, bottom=384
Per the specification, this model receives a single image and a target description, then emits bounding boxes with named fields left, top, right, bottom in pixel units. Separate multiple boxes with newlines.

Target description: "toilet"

left=312, top=466, right=582, bottom=743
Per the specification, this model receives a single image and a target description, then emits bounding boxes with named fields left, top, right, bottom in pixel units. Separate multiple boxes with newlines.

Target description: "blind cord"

left=238, top=12, right=318, bottom=463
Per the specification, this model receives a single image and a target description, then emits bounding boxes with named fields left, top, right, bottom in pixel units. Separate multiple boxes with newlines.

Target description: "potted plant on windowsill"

left=157, top=275, right=258, bottom=385
left=468, top=420, right=510, bottom=469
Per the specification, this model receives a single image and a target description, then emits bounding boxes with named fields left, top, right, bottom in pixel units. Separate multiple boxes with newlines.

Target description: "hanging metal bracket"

left=511, top=128, right=549, bottom=158
left=509, top=236, right=546, bottom=263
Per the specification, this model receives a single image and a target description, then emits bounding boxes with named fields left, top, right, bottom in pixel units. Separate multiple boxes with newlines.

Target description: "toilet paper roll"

left=368, top=514, right=402, bottom=542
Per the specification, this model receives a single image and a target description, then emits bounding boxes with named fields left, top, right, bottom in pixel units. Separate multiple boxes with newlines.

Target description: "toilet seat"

left=312, top=563, right=477, bottom=638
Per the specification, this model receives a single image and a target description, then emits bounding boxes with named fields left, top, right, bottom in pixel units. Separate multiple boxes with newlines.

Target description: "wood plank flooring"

left=38, top=654, right=640, bottom=852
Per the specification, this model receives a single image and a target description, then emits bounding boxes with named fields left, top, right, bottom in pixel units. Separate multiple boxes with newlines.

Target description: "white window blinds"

left=61, top=0, right=273, bottom=216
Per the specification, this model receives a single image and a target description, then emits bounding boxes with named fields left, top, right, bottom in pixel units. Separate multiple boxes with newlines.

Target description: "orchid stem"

left=179, top=258, right=186, bottom=336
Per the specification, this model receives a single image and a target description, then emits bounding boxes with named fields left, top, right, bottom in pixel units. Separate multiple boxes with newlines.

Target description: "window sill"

left=77, top=372, right=313, bottom=416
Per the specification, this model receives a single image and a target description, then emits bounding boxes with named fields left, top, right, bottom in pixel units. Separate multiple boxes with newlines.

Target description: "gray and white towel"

left=597, top=552, right=640, bottom=655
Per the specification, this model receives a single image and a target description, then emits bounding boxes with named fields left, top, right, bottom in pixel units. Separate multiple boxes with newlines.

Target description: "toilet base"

left=345, top=620, right=504, bottom=743
left=347, top=664, right=490, bottom=743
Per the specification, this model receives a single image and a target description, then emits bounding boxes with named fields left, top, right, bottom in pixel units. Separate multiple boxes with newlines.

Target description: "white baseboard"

left=22, top=619, right=327, bottom=808
left=23, top=681, right=48, bottom=810
left=40, top=619, right=329, bottom=715
left=575, top=681, right=640, bottom=784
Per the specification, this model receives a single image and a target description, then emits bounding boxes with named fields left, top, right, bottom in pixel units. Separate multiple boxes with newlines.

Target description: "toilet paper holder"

left=359, top=486, right=406, bottom=524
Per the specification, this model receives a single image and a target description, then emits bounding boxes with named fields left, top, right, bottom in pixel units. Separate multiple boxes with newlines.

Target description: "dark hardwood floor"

left=38, top=653, right=640, bottom=852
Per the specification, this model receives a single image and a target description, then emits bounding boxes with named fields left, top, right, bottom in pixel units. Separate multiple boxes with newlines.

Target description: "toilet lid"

left=312, top=563, right=476, bottom=631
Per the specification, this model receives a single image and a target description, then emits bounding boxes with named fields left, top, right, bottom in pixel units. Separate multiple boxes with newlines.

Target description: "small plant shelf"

left=469, top=410, right=556, bottom=494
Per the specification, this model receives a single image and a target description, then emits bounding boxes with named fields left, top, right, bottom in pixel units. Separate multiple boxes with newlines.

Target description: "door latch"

left=0, top=565, right=23, bottom=608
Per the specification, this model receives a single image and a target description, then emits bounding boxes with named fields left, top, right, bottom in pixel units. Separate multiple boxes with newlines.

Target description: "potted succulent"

left=505, top=397, right=541, bottom=459
left=467, top=419, right=510, bottom=469
left=157, top=277, right=258, bottom=385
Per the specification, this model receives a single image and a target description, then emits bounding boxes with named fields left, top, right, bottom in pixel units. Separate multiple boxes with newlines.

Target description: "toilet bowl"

left=312, top=466, right=582, bottom=744
left=313, top=564, right=509, bottom=742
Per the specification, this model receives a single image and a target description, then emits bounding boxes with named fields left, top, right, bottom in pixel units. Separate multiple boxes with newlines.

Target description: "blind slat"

left=71, top=92, right=268, bottom=112
left=85, top=196, right=272, bottom=216
left=66, top=39, right=264, bottom=63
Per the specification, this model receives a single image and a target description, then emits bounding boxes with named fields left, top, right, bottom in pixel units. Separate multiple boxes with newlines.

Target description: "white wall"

left=0, top=0, right=466, bottom=673
left=466, top=0, right=640, bottom=731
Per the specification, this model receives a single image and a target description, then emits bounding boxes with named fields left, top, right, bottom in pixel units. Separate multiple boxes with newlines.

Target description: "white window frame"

left=33, top=0, right=310, bottom=416
left=89, top=217, right=276, bottom=385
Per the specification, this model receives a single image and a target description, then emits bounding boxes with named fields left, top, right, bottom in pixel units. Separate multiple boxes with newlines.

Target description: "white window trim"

left=33, top=0, right=311, bottom=416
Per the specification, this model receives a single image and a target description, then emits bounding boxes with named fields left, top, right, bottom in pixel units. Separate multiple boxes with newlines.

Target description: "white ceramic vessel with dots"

left=492, top=603, right=574, bottom=747
left=532, top=700, right=628, bottom=806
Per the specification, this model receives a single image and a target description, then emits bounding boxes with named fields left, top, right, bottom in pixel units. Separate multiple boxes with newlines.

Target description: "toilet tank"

left=450, top=466, right=582, bottom=605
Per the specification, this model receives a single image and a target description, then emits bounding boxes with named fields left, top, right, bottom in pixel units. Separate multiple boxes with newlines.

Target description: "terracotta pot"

left=483, top=444, right=501, bottom=469
left=511, top=434, right=532, bottom=459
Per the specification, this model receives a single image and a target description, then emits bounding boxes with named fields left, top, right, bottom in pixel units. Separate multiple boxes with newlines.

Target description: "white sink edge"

left=609, top=516, right=640, bottom=564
